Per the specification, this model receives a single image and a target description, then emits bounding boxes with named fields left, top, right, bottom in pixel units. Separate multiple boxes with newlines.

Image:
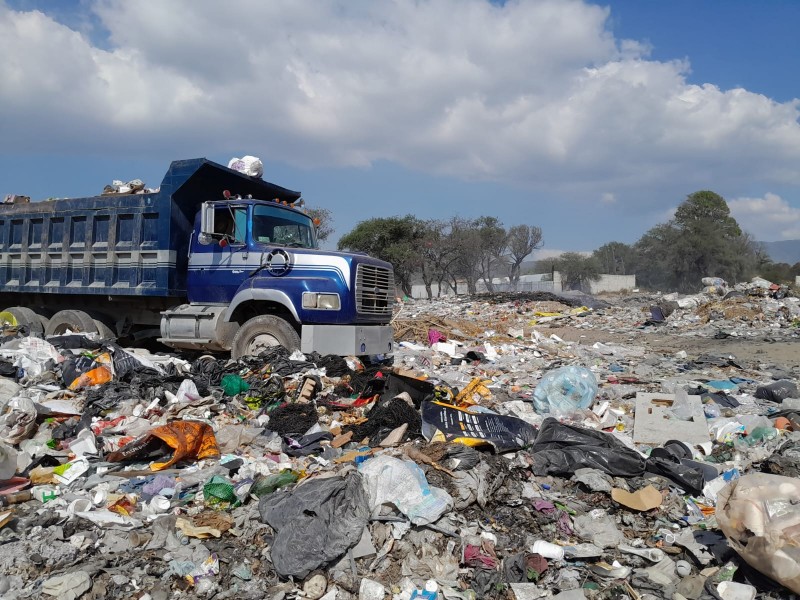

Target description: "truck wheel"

left=0, top=306, right=46, bottom=336
left=93, top=318, right=117, bottom=341
left=231, top=315, right=301, bottom=358
left=45, top=309, right=103, bottom=337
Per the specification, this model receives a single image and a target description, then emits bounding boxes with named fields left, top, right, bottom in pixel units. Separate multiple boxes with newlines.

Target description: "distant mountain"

left=760, top=240, right=800, bottom=265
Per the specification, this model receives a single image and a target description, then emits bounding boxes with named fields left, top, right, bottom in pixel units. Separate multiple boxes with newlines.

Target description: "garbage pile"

left=0, top=287, right=799, bottom=600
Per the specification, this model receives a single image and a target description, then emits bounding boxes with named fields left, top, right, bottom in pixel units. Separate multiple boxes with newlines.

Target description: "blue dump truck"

left=0, top=158, right=395, bottom=358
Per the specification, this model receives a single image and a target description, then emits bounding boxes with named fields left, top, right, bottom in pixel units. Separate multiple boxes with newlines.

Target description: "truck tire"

left=231, top=315, right=301, bottom=359
left=0, top=306, right=46, bottom=336
left=45, top=309, right=104, bottom=337
left=92, top=318, right=116, bottom=341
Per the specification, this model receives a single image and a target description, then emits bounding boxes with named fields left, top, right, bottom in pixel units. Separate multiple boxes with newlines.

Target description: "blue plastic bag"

left=533, top=366, right=598, bottom=415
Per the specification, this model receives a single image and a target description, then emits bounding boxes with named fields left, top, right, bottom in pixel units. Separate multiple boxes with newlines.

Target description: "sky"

left=1, top=0, right=800, bottom=260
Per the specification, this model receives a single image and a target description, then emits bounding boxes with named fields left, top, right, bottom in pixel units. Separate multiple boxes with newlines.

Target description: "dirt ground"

left=538, top=324, right=800, bottom=368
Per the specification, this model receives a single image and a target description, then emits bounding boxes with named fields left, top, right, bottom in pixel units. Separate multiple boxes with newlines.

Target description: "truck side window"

left=214, top=208, right=246, bottom=244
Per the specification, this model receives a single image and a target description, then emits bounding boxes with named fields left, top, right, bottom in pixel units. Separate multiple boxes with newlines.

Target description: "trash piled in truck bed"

left=0, top=284, right=799, bottom=599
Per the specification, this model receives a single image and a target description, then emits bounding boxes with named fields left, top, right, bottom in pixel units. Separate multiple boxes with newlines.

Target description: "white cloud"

left=601, top=192, right=616, bottom=204
left=729, top=193, right=800, bottom=240
left=0, top=0, right=799, bottom=213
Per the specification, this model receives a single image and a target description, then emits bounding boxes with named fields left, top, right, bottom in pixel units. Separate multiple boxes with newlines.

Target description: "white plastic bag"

left=228, top=155, right=264, bottom=178
left=358, top=455, right=453, bottom=525
left=716, top=473, right=800, bottom=594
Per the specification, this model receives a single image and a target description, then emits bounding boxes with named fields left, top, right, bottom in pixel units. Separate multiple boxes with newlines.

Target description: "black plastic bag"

left=755, top=380, right=799, bottom=403
left=383, top=373, right=436, bottom=408
left=258, top=472, right=370, bottom=579
left=529, top=417, right=646, bottom=477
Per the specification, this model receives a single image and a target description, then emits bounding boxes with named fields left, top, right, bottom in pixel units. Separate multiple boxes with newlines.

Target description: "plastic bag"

left=258, top=472, right=369, bottom=578
left=671, top=388, right=695, bottom=421
left=359, top=455, right=453, bottom=525
left=227, top=155, right=263, bottom=178
left=530, top=417, right=646, bottom=478
left=702, top=277, right=728, bottom=287
left=106, top=420, right=220, bottom=471
left=421, top=400, right=537, bottom=452
left=755, top=380, right=798, bottom=403
left=533, top=366, right=598, bottom=415
left=716, top=473, right=800, bottom=594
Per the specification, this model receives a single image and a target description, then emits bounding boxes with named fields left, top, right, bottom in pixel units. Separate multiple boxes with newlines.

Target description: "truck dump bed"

left=0, top=158, right=300, bottom=297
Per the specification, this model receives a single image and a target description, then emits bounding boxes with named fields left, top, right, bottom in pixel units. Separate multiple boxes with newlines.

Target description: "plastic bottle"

left=743, top=426, right=778, bottom=446
left=250, top=469, right=300, bottom=497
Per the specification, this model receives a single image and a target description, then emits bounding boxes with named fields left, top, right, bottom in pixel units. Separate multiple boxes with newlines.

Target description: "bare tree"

left=507, top=225, right=544, bottom=287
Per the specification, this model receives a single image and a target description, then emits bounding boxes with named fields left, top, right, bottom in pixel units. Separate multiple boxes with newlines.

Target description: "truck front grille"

left=355, top=264, right=394, bottom=316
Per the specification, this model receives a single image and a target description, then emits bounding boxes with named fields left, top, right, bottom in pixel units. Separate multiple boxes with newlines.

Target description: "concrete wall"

left=586, top=274, right=636, bottom=294
left=410, top=271, right=634, bottom=298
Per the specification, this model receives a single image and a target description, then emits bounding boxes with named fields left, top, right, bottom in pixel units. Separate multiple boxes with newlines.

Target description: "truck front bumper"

left=301, top=324, right=393, bottom=356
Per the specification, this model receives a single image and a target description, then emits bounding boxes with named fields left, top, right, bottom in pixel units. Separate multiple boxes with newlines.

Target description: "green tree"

left=632, top=191, right=760, bottom=292
left=593, top=241, right=634, bottom=275
left=508, top=225, right=544, bottom=286
left=633, top=223, right=681, bottom=290
left=474, top=216, right=508, bottom=292
left=553, top=252, right=601, bottom=291
left=337, top=215, right=427, bottom=297
left=447, top=217, right=483, bottom=295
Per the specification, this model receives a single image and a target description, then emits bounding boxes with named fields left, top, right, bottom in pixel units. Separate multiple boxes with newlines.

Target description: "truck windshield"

left=252, top=204, right=316, bottom=248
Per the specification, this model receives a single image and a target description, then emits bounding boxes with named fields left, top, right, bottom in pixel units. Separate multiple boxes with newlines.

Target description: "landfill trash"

left=717, top=473, right=800, bottom=594
left=107, top=420, right=220, bottom=470
left=610, top=485, right=663, bottom=511
left=359, top=454, right=453, bottom=525
left=227, top=155, right=264, bottom=178
left=533, top=365, right=598, bottom=415
left=754, top=379, right=799, bottom=403
left=0, top=288, right=797, bottom=598
left=41, top=571, right=92, bottom=599
left=259, top=472, right=370, bottom=578
left=421, top=400, right=537, bottom=452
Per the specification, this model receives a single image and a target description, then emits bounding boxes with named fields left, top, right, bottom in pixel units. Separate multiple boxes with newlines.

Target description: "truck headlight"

left=302, top=292, right=341, bottom=310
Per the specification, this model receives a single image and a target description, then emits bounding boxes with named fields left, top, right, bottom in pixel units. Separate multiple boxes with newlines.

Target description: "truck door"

left=188, top=205, right=251, bottom=303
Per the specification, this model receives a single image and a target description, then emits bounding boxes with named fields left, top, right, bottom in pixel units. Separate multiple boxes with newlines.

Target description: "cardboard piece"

left=611, top=485, right=663, bottom=511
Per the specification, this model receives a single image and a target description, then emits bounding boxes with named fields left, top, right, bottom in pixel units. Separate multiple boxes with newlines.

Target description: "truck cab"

left=162, top=196, right=395, bottom=358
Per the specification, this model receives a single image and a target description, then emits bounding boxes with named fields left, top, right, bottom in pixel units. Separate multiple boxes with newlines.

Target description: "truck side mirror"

left=201, top=202, right=215, bottom=235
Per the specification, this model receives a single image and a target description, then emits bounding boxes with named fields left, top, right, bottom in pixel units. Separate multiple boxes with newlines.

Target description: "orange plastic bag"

left=107, top=421, right=220, bottom=471
left=67, top=352, right=114, bottom=390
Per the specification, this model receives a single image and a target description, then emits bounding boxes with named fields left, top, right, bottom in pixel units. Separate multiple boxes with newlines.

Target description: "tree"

left=474, top=216, right=508, bottom=292
left=306, top=207, right=334, bottom=244
left=633, top=223, right=680, bottom=290
left=447, top=217, right=484, bottom=295
left=552, top=252, right=601, bottom=291
left=337, top=215, right=427, bottom=297
left=507, top=225, right=544, bottom=286
left=593, top=241, right=634, bottom=275
left=630, top=190, right=760, bottom=292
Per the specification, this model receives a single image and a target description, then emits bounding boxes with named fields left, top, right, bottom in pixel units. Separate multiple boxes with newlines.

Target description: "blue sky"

left=2, top=0, right=799, bottom=257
